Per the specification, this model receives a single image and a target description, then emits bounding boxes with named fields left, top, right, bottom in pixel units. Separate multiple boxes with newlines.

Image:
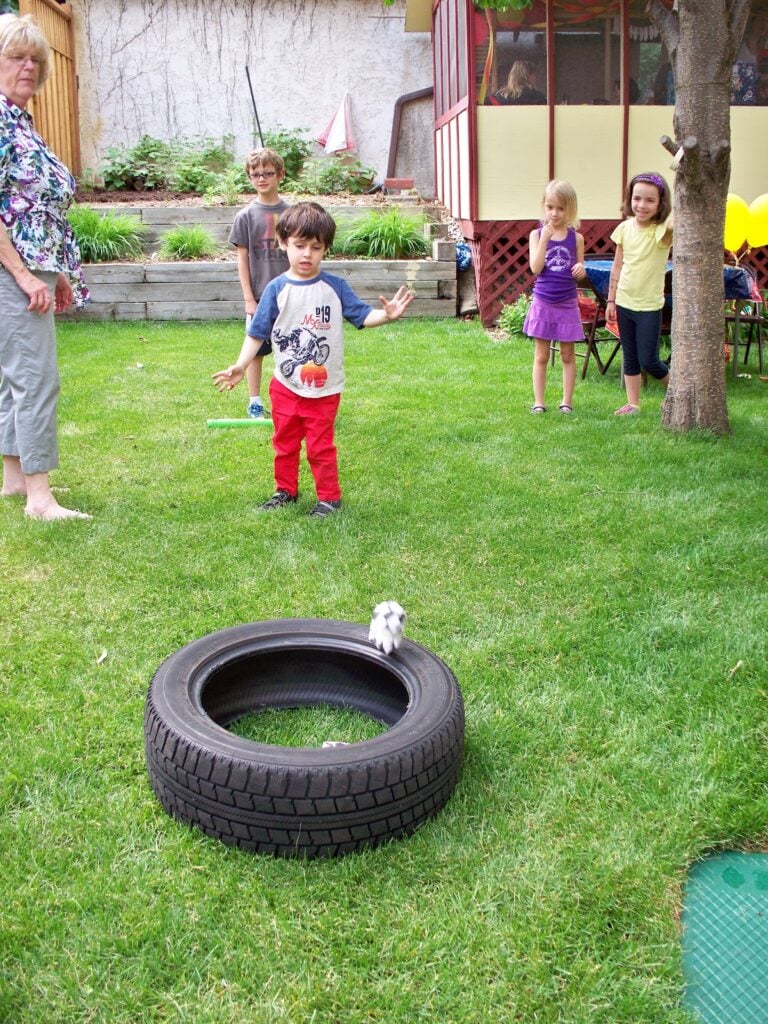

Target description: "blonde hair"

left=542, top=179, right=580, bottom=229
left=0, top=14, right=50, bottom=90
left=245, top=147, right=285, bottom=177
left=499, top=60, right=537, bottom=100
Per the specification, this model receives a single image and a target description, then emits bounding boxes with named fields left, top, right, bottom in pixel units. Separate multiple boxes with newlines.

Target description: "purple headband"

left=632, top=172, right=665, bottom=195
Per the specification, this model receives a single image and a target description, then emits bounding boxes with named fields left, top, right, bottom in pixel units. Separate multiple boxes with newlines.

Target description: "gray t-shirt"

left=228, top=199, right=290, bottom=300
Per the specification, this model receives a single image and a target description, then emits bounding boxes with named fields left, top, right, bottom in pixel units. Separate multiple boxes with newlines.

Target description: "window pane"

left=554, top=8, right=619, bottom=106
left=731, top=12, right=768, bottom=105
left=627, top=7, right=673, bottom=105
left=475, top=6, right=547, bottom=106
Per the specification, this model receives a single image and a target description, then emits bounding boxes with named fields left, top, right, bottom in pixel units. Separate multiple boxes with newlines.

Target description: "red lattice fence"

left=467, top=219, right=768, bottom=325
left=467, top=220, right=617, bottom=325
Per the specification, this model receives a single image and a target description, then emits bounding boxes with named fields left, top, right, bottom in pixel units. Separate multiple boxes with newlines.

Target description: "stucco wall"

left=70, top=0, right=435, bottom=194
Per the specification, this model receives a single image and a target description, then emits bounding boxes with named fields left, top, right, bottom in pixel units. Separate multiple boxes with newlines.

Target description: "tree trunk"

left=649, top=0, right=751, bottom=435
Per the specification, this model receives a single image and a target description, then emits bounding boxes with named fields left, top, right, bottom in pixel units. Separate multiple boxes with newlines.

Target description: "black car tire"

left=144, top=618, right=464, bottom=858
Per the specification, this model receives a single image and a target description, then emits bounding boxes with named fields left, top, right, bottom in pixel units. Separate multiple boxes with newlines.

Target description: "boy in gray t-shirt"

left=228, top=148, right=290, bottom=418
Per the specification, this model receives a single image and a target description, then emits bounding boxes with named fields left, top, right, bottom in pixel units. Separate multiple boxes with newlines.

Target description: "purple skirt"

left=523, top=295, right=584, bottom=343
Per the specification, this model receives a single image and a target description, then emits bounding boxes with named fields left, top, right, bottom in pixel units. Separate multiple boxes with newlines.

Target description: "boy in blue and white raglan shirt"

left=213, top=202, right=413, bottom=518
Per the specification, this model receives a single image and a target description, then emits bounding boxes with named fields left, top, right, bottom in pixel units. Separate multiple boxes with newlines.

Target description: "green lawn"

left=1, top=316, right=767, bottom=1023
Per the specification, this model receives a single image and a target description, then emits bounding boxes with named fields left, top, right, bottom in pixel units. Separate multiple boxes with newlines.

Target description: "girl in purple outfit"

left=524, top=180, right=586, bottom=414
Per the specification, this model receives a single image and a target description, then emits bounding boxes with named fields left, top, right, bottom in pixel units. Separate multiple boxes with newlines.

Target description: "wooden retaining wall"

left=73, top=240, right=457, bottom=321
left=80, top=199, right=444, bottom=250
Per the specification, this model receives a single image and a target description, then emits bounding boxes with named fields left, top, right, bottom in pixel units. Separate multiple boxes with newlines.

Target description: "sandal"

left=613, top=404, right=640, bottom=416
left=531, top=404, right=547, bottom=414
left=558, top=404, right=573, bottom=414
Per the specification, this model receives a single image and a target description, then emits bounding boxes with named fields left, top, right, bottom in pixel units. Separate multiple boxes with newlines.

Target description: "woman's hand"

left=212, top=365, right=245, bottom=391
left=54, top=274, right=73, bottom=313
left=19, top=269, right=52, bottom=315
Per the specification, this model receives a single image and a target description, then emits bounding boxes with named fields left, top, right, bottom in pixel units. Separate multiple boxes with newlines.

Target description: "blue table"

left=583, top=260, right=754, bottom=302
left=583, top=260, right=761, bottom=379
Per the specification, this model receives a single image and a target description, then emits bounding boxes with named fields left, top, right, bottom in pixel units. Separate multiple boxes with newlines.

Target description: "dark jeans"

left=616, top=305, right=669, bottom=379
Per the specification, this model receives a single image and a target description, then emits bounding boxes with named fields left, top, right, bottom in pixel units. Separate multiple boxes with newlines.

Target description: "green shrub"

left=261, top=127, right=313, bottom=184
left=99, top=134, right=238, bottom=194
left=498, top=293, right=531, bottom=337
left=67, top=206, right=148, bottom=262
left=332, top=209, right=430, bottom=259
left=292, top=156, right=376, bottom=196
left=169, top=136, right=237, bottom=193
left=157, top=224, right=221, bottom=260
left=203, top=166, right=251, bottom=206
left=100, top=135, right=174, bottom=191
left=169, top=159, right=219, bottom=194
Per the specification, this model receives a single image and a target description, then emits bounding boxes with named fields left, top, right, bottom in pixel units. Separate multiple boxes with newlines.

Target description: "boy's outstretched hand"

left=379, top=285, right=414, bottom=321
left=212, top=365, right=244, bottom=391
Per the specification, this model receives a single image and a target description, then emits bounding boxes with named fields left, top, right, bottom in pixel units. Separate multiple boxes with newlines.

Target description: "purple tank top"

left=533, top=228, right=578, bottom=304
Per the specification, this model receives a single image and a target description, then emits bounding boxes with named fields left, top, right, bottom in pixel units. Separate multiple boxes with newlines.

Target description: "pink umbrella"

left=316, top=93, right=357, bottom=154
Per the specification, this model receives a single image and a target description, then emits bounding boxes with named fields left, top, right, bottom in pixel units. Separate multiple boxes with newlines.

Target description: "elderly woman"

left=0, top=13, right=90, bottom=520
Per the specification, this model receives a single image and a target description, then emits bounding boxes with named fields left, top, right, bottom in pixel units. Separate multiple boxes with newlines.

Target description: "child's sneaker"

left=307, top=499, right=342, bottom=518
left=258, top=490, right=298, bottom=511
left=247, top=399, right=268, bottom=419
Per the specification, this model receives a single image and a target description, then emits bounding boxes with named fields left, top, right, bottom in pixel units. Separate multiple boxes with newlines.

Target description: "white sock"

left=249, top=396, right=261, bottom=405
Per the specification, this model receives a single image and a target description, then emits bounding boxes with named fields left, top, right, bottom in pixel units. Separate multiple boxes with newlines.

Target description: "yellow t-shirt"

left=610, top=217, right=671, bottom=311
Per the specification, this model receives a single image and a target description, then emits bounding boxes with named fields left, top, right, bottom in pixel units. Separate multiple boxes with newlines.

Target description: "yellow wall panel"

left=554, top=107, right=623, bottom=220
left=477, top=108, right=548, bottom=220
left=458, top=110, right=471, bottom=220
left=729, top=110, right=768, bottom=202
left=627, top=107, right=675, bottom=186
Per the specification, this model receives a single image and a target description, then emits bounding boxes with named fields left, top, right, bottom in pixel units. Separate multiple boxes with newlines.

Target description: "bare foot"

left=25, top=501, right=92, bottom=521
left=1, top=485, right=27, bottom=497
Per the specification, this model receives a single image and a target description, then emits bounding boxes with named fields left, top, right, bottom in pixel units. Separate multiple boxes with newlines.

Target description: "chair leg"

left=758, top=321, right=764, bottom=373
left=732, top=312, right=740, bottom=380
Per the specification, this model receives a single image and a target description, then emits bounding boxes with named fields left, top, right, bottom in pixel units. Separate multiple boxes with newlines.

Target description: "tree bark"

left=649, top=0, right=751, bottom=435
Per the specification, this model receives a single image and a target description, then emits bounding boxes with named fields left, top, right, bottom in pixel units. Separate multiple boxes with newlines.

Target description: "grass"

left=157, top=223, right=222, bottom=260
left=1, top=316, right=767, bottom=1023
left=333, top=209, right=431, bottom=259
left=67, top=205, right=148, bottom=262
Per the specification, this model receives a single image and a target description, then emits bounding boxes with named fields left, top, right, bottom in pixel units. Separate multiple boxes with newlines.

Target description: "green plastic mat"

left=682, top=852, right=768, bottom=1023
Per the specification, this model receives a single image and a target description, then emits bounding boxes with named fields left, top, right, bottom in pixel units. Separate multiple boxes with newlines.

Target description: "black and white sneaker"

left=307, top=499, right=342, bottom=518
left=258, top=490, right=298, bottom=511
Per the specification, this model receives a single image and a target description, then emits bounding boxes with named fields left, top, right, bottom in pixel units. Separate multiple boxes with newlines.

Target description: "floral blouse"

left=0, top=92, right=89, bottom=307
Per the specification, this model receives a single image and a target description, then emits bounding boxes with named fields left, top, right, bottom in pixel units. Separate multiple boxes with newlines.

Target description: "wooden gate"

left=19, top=0, right=80, bottom=174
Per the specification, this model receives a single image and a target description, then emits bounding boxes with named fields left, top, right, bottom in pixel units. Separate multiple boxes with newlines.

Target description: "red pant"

left=269, top=378, right=342, bottom=501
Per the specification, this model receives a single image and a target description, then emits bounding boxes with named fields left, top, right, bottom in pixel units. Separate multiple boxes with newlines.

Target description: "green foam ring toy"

left=207, top=418, right=272, bottom=428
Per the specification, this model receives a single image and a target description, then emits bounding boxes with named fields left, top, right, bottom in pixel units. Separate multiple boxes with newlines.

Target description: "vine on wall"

left=381, top=0, right=532, bottom=8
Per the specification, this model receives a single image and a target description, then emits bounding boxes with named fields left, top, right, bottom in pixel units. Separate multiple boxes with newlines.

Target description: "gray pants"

left=0, top=269, right=60, bottom=475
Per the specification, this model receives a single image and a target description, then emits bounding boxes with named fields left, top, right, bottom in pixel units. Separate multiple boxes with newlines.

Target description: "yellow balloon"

left=724, top=193, right=750, bottom=252
left=747, top=193, right=768, bottom=247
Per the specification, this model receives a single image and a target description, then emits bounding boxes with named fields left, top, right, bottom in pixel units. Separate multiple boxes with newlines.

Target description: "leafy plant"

left=169, top=159, right=219, bottom=194
left=333, top=209, right=430, bottom=259
left=202, top=166, right=251, bottom=206
left=262, top=126, right=313, bottom=183
left=67, top=205, right=148, bottom=262
left=100, top=135, right=174, bottom=191
left=157, top=223, right=221, bottom=260
left=293, top=156, right=376, bottom=196
left=498, top=292, right=531, bottom=336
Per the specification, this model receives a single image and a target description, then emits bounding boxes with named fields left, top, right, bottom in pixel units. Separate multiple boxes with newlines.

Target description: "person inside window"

left=490, top=60, right=545, bottom=105
left=732, top=14, right=768, bottom=105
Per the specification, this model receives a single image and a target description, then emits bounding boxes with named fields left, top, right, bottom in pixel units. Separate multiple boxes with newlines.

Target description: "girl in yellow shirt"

left=607, top=172, right=673, bottom=415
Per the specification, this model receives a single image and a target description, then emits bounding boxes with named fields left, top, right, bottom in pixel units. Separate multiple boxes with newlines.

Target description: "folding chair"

left=578, top=280, right=621, bottom=379
left=724, top=266, right=765, bottom=379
